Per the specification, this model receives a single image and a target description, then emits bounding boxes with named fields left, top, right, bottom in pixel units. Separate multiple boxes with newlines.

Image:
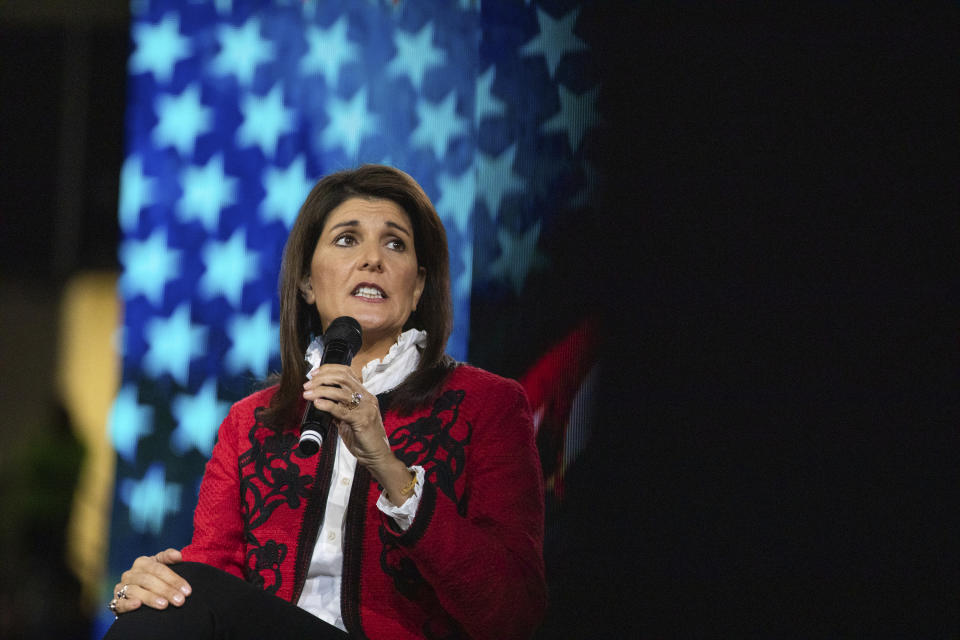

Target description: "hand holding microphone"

left=298, top=316, right=363, bottom=455
left=300, top=317, right=410, bottom=502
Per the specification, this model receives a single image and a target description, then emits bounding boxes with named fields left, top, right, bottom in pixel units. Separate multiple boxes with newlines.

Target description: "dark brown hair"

left=263, top=165, right=456, bottom=428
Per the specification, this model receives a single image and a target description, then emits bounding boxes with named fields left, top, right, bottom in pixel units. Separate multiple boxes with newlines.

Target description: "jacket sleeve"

left=380, top=377, right=547, bottom=639
left=180, top=406, right=246, bottom=579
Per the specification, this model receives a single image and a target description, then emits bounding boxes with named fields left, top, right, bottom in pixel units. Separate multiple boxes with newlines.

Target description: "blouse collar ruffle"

left=304, top=328, right=427, bottom=396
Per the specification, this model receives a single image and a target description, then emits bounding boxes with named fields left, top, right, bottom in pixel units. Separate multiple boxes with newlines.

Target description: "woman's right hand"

left=111, top=548, right=192, bottom=614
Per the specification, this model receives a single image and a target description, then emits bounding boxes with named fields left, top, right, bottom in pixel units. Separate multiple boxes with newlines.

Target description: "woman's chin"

left=321, top=306, right=409, bottom=348
left=353, top=321, right=405, bottom=348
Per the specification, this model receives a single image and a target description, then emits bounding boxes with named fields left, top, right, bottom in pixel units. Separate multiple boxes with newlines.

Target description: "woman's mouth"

left=353, top=285, right=386, bottom=300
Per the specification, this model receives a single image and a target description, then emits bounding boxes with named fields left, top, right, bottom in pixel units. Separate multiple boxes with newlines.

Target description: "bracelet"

left=398, top=469, right=418, bottom=498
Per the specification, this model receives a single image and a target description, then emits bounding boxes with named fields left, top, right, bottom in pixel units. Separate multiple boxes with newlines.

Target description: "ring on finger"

left=108, top=598, right=119, bottom=618
left=117, top=584, right=130, bottom=599
left=347, top=391, right=362, bottom=410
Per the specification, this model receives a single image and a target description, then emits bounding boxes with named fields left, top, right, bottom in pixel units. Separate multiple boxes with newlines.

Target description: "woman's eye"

left=386, top=238, right=405, bottom=251
left=334, top=234, right=356, bottom=246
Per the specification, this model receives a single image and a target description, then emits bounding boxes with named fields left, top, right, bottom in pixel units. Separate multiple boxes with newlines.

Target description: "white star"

left=177, top=154, right=238, bottom=232
left=142, top=303, right=207, bottom=386
left=199, top=229, right=259, bottom=308
left=209, top=17, right=276, bottom=86
left=119, top=463, right=181, bottom=536
left=488, top=220, right=549, bottom=295
left=119, top=228, right=182, bottom=306
left=236, top=83, right=296, bottom=158
left=300, top=17, right=359, bottom=89
left=541, top=84, right=600, bottom=153
left=225, top=302, right=279, bottom=377
left=118, top=155, right=157, bottom=232
left=387, top=22, right=447, bottom=90
left=454, top=243, right=473, bottom=300
left=170, top=378, right=230, bottom=456
left=109, top=384, right=154, bottom=464
left=260, top=155, right=314, bottom=228
left=477, top=144, right=524, bottom=221
left=152, top=84, right=214, bottom=157
left=475, top=66, right=506, bottom=123
left=435, top=167, right=476, bottom=236
left=321, top=87, right=379, bottom=159
left=129, top=13, right=192, bottom=84
left=410, top=91, right=470, bottom=159
left=519, top=7, right=587, bottom=78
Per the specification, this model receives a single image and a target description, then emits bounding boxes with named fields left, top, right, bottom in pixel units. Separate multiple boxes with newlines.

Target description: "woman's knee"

left=168, top=561, right=225, bottom=585
left=103, top=595, right=213, bottom=640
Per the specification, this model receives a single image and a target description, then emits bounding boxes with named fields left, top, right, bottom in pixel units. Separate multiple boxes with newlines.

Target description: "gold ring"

left=348, top=392, right=362, bottom=410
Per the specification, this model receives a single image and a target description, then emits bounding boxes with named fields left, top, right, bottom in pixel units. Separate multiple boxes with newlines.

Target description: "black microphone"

left=298, top=316, right=363, bottom=455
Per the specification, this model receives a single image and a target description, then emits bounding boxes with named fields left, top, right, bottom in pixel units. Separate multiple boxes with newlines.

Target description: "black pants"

left=103, top=562, right=350, bottom=639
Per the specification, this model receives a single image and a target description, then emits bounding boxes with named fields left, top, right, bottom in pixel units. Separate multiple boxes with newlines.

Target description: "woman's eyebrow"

left=328, top=219, right=359, bottom=231
left=385, top=220, right=411, bottom=236
left=327, top=219, right=411, bottom=236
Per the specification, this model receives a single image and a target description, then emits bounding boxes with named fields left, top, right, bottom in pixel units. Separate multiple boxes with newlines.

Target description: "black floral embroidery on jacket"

left=239, top=407, right=314, bottom=593
left=390, top=389, right=472, bottom=514
left=379, top=389, right=472, bottom=609
left=243, top=536, right=286, bottom=594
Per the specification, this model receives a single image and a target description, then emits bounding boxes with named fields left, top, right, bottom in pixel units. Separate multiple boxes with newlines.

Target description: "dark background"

left=2, top=2, right=958, bottom=637
left=1, top=2, right=127, bottom=638
left=573, top=4, right=960, bottom=637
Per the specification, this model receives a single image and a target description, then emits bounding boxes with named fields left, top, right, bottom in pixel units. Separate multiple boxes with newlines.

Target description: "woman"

left=105, top=165, right=546, bottom=639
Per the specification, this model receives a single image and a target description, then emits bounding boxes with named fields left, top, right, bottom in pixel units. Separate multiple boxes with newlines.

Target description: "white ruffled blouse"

left=297, top=328, right=427, bottom=630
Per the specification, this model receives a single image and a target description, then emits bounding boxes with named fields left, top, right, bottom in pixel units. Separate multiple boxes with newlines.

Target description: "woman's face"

left=300, top=197, right=426, bottom=353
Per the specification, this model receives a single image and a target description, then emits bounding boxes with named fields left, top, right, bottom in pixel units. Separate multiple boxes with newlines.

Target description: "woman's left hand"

left=302, top=364, right=394, bottom=469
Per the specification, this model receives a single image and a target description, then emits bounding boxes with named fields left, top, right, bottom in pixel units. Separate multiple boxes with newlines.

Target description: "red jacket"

left=182, top=365, right=546, bottom=639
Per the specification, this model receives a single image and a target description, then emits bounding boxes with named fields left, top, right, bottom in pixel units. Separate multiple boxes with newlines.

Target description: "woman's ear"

left=298, top=276, right=316, bottom=304
left=413, top=266, right=426, bottom=309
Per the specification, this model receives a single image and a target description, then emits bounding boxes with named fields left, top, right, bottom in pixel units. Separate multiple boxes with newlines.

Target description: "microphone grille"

left=324, top=316, right=362, bottom=352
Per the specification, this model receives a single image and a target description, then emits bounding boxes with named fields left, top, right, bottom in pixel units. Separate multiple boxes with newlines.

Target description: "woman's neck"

left=350, top=332, right=400, bottom=378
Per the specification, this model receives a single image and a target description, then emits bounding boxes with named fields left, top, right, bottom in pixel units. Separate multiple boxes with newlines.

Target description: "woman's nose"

left=359, top=245, right=384, bottom=271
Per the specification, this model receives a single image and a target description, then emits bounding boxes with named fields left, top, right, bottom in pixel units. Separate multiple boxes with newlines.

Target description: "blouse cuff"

left=375, top=465, right=424, bottom=531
